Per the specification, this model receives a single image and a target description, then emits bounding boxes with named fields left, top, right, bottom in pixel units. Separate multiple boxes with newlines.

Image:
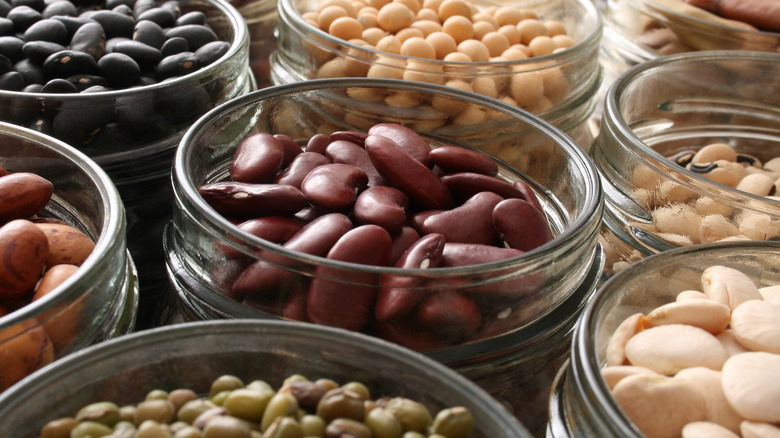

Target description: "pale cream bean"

left=759, top=284, right=780, bottom=306
left=644, top=299, right=730, bottom=334
left=716, top=330, right=750, bottom=357
left=681, top=421, right=740, bottom=438
left=675, top=367, right=744, bottom=433
left=699, top=214, right=739, bottom=244
left=701, top=265, right=762, bottom=311
left=721, top=352, right=780, bottom=422
left=740, top=420, right=780, bottom=438
left=624, top=324, right=728, bottom=375
left=426, top=31, right=457, bottom=59
left=691, top=143, right=737, bottom=164
left=606, top=313, right=646, bottom=366
left=601, top=365, right=657, bottom=390
left=611, top=373, right=706, bottom=438
left=457, top=39, right=489, bottom=61
left=441, top=15, right=474, bottom=43
left=677, top=290, right=709, bottom=301
left=729, top=299, right=780, bottom=354
left=377, top=2, right=415, bottom=33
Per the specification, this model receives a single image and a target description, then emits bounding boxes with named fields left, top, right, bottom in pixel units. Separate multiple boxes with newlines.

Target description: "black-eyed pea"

left=610, top=373, right=706, bottom=438
left=735, top=211, right=777, bottom=240
left=630, top=165, right=664, bottom=192
left=701, top=265, right=762, bottom=311
left=657, top=180, right=699, bottom=204
left=675, top=367, right=744, bottom=433
left=699, top=214, right=739, bottom=243
left=601, top=365, right=658, bottom=390
left=729, top=299, right=780, bottom=354
left=687, top=160, right=746, bottom=187
left=681, top=421, right=740, bottom=438
left=694, top=197, right=733, bottom=219
left=651, top=203, right=702, bottom=242
left=735, top=173, right=775, bottom=196
left=644, top=299, right=730, bottom=334
left=606, top=313, right=646, bottom=366
left=764, top=157, right=780, bottom=173
left=691, top=143, right=737, bottom=164
left=623, top=324, right=728, bottom=375
left=721, top=352, right=780, bottom=423
left=654, top=232, right=694, bottom=247
left=739, top=420, right=780, bottom=438
left=509, top=70, right=543, bottom=109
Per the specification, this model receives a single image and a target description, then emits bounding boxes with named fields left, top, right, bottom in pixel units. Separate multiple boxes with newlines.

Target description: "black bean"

left=23, top=18, right=68, bottom=44
left=7, top=5, right=41, bottom=32
left=0, top=18, right=14, bottom=36
left=105, top=0, right=133, bottom=9
left=0, top=53, right=11, bottom=72
left=111, top=3, right=132, bottom=17
left=81, top=84, right=110, bottom=92
left=164, top=24, right=216, bottom=50
left=0, top=35, right=23, bottom=60
left=160, top=0, right=181, bottom=19
left=160, top=35, right=187, bottom=57
left=105, top=36, right=128, bottom=51
left=22, top=82, right=42, bottom=91
left=132, top=0, right=155, bottom=17
left=155, top=50, right=198, bottom=80
left=29, top=116, right=52, bottom=134
left=96, top=51, right=139, bottom=86
left=0, top=69, right=23, bottom=89
left=67, top=72, right=108, bottom=90
left=82, top=9, right=133, bottom=39
left=154, top=82, right=210, bottom=124
left=81, top=121, right=132, bottom=151
left=137, top=7, right=175, bottom=27
left=14, top=57, right=43, bottom=83
left=41, top=77, right=78, bottom=92
left=43, top=49, right=97, bottom=78
left=69, top=20, right=105, bottom=60
left=51, top=15, right=90, bottom=39
left=133, top=19, right=164, bottom=48
left=22, top=39, right=64, bottom=63
left=42, top=0, right=77, bottom=18
left=10, top=0, right=43, bottom=11
left=111, top=39, right=160, bottom=69
left=0, top=0, right=11, bottom=17
left=175, top=11, right=205, bottom=26
left=52, top=99, right=114, bottom=145
left=194, top=40, right=228, bottom=66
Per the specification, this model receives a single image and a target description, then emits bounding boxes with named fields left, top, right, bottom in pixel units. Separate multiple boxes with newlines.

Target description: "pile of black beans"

left=0, top=0, right=230, bottom=93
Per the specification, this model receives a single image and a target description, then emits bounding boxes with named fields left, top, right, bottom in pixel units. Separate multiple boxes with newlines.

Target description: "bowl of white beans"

left=548, top=240, right=780, bottom=438
left=591, top=50, right=780, bottom=276
left=270, top=0, right=603, bottom=148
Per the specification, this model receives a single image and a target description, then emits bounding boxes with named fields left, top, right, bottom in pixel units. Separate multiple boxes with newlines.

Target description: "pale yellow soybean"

left=437, top=0, right=471, bottom=21
left=552, top=34, right=575, bottom=49
left=396, top=27, right=425, bottom=42
left=472, top=76, right=498, bottom=98
left=457, top=39, right=489, bottom=61
left=471, top=12, right=498, bottom=27
left=442, top=51, right=471, bottom=62
left=410, top=19, right=442, bottom=36
left=319, top=0, right=358, bottom=16
left=493, top=6, right=524, bottom=26
left=401, top=36, right=437, bottom=58
left=480, top=31, right=509, bottom=56
left=426, top=31, right=457, bottom=59
left=500, top=46, right=528, bottom=61
left=377, top=2, right=415, bottom=33
left=472, top=20, right=495, bottom=40
left=367, top=0, right=391, bottom=9
left=367, top=56, right=405, bottom=79
left=330, top=16, right=363, bottom=40
left=302, top=11, right=319, bottom=22
left=415, top=7, right=440, bottom=23
left=441, top=15, right=474, bottom=43
left=395, top=0, right=422, bottom=14
left=497, top=23, right=520, bottom=45
left=363, top=26, right=387, bottom=45
left=376, top=34, right=403, bottom=53
left=421, top=0, right=444, bottom=12
left=403, top=60, right=444, bottom=84
left=358, top=12, right=380, bottom=30
left=318, top=5, right=349, bottom=31
left=345, top=44, right=373, bottom=76
left=544, top=19, right=567, bottom=36
left=528, top=34, right=556, bottom=56
left=516, top=18, right=548, bottom=45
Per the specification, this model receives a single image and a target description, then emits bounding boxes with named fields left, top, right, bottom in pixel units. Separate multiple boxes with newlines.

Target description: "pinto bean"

left=0, top=219, right=49, bottom=299
left=229, top=133, right=286, bottom=183
left=0, top=172, right=53, bottom=223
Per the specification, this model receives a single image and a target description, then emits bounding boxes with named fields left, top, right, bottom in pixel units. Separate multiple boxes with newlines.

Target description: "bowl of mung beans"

left=591, top=50, right=780, bottom=276
left=0, top=319, right=533, bottom=437
left=0, top=122, right=137, bottom=393
left=270, top=0, right=603, bottom=147
left=548, top=240, right=780, bottom=437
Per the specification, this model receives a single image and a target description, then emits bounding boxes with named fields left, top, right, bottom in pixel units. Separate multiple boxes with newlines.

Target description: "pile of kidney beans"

left=198, top=123, right=555, bottom=350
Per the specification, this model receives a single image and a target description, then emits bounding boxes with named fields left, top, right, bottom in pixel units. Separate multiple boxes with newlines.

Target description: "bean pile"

left=40, top=374, right=475, bottom=438
left=623, top=142, right=780, bottom=263
left=0, top=166, right=96, bottom=391
left=603, top=265, right=780, bottom=438
left=198, top=122, right=554, bottom=349
left=303, top=0, right=577, bottom=114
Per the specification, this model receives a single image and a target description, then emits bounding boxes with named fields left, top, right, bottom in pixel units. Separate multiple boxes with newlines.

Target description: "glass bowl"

left=270, top=0, right=603, bottom=147
left=0, top=319, right=532, bottom=437
left=590, top=50, right=780, bottom=277
left=0, top=0, right=253, bottom=329
left=0, top=122, right=138, bottom=393
left=229, top=0, right=279, bottom=88
left=164, top=77, right=604, bottom=434
left=548, top=240, right=780, bottom=437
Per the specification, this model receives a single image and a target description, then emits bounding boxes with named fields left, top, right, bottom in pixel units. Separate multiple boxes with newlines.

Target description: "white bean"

left=721, top=352, right=780, bottom=423
left=624, top=324, right=728, bottom=375
left=729, top=299, right=780, bottom=354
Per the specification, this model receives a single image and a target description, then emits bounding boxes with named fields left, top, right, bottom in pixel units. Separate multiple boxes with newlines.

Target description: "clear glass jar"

left=0, top=122, right=138, bottom=393
left=547, top=240, right=780, bottom=437
left=271, top=0, right=603, bottom=148
left=590, top=51, right=780, bottom=277
left=229, top=0, right=279, bottom=88
left=164, top=77, right=604, bottom=435
left=0, top=319, right=532, bottom=437
left=0, top=0, right=254, bottom=329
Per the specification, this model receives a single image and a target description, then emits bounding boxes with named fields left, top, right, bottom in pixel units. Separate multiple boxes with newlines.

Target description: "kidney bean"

left=389, top=226, right=420, bottom=265
left=307, top=224, right=392, bottom=331
left=368, top=123, right=433, bottom=168
left=440, top=243, right=523, bottom=268
left=325, top=139, right=386, bottom=187
left=281, top=284, right=309, bottom=322
left=415, top=291, right=482, bottom=342
left=300, top=163, right=368, bottom=212
left=440, top=172, right=526, bottom=203
left=229, top=133, right=286, bottom=184
left=353, top=185, right=409, bottom=233
left=273, top=134, right=303, bottom=168
left=0, top=171, right=53, bottom=223
left=408, top=209, right=442, bottom=232
left=365, top=134, right=453, bottom=210
left=221, top=216, right=305, bottom=259
left=198, top=181, right=307, bottom=219
left=375, top=232, right=446, bottom=323
left=305, top=133, right=331, bottom=155
left=374, top=318, right=451, bottom=352
left=274, top=152, right=328, bottom=189
left=492, top=198, right=553, bottom=251
left=420, top=191, right=502, bottom=245
left=430, top=145, right=498, bottom=176
left=512, top=180, right=544, bottom=213
left=329, top=130, right=367, bottom=146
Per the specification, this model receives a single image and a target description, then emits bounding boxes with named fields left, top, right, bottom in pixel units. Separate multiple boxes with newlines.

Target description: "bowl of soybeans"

left=548, top=240, right=780, bottom=438
left=0, top=122, right=138, bottom=393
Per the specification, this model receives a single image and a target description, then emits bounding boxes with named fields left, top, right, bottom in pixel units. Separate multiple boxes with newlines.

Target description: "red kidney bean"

left=408, top=209, right=441, bottom=232
left=440, top=243, right=524, bottom=268
left=440, top=172, right=526, bottom=202
left=430, top=145, right=498, bottom=176
left=274, top=134, right=303, bottom=167
left=375, top=233, right=446, bottom=323
left=221, top=216, right=304, bottom=259
left=415, top=291, right=482, bottom=342
left=368, top=123, right=433, bottom=168
left=325, top=139, right=386, bottom=187
left=374, top=319, right=451, bottom=352
left=329, top=130, right=367, bottom=146
left=353, top=186, right=409, bottom=234
left=300, top=163, right=368, bottom=212
left=307, top=224, right=392, bottom=331
left=198, top=181, right=307, bottom=219
left=305, top=133, right=331, bottom=155
left=492, top=198, right=553, bottom=252
left=420, top=191, right=502, bottom=245
left=389, top=226, right=421, bottom=266
left=294, top=205, right=323, bottom=223
left=365, top=134, right=453, bottom=210
left=512, top=180, right=544, bottom=213
left=282, top=284, right=309, bottom=322
left=229, top=133, right=285, bottom=183
left=274, top=151, right=328, bottom=189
